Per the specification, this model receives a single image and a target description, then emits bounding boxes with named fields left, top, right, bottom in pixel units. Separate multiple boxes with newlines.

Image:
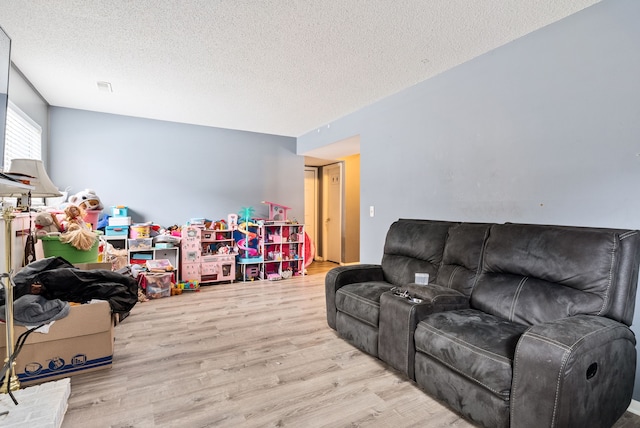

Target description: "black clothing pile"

left=1, top=256, right=138, bottom=315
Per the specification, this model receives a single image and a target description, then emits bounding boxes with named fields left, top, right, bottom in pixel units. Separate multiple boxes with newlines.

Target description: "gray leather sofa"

left=325, top=219, right=640, bottom=428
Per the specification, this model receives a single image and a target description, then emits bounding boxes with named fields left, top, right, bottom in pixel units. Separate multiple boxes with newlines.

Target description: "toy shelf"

left=258, top=223, right=305, bottom=281
left=128, top=246, right=179, bottom=278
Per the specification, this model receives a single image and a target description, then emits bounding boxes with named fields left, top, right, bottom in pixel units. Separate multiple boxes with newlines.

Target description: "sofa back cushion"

left=472, top=223, right=640, bottom=326
left=381, top=219, right=454, bottom=286
left=436, top=223, right=492, bottom=297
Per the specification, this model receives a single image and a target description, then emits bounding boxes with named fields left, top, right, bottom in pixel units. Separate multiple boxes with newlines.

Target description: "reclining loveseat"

left=325, top=219, right=640, bottom=428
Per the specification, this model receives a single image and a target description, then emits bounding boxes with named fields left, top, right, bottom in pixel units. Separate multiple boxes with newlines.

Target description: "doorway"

left=322, top=162, right=343, bottom=264
left=303, top=134, right=360, bottom=265
left=304, top=167, right=319, bottom=260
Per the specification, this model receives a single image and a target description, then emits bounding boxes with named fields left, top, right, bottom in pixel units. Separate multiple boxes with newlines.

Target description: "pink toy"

left=262, top=201, right=290, bottom=222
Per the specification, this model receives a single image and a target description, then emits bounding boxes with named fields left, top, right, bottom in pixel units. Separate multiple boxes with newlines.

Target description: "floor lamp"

left=0, top=174, right=34, bottom=393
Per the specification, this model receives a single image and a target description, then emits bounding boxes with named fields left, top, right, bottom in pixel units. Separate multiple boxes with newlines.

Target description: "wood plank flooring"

left=61, top=262, right=640, bottom=428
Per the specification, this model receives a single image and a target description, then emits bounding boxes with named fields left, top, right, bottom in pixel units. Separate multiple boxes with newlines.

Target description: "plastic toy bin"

left=83, top=210, right=102, bottom=230
left=106, top=225, right=129, bottom=236
left=40, top=235, right=99, bottom=263
left=130, top=224, right=150, bottom=239
left=111, top=205, right=128, bottom=217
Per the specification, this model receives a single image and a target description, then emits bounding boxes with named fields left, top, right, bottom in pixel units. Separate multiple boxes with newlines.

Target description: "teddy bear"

left=68, top=189, right=104, bottom=211
left=34, top=212, right=61, bottom=238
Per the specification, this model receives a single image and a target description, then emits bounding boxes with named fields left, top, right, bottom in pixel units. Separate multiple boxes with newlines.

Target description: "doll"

left=59, top=204, right=97, bottom=251
left=63, top=204, right=87, bottom=228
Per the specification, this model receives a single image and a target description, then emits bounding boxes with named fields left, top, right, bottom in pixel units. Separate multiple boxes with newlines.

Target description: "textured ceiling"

left=0, top=0, right=599, bottom=138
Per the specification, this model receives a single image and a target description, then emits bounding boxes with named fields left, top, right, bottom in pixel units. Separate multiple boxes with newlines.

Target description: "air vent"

left=97, top=81, right=113, bottom=93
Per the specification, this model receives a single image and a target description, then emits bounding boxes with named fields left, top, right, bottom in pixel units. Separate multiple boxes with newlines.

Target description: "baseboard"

left=340, top=261, right=360, bottom=266
left=628, top=399, right=640, bottom=416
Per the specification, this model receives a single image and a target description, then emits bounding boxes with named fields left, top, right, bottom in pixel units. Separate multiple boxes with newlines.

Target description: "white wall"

left=298, top=0, right=640, bottom=398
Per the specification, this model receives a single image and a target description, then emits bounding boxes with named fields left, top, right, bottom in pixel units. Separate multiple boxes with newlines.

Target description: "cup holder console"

left=390, top=286, right=423, bottom=303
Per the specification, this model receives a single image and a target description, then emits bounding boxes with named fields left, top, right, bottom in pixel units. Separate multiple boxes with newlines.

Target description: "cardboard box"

left=73, top=262, right=113, bottom=270
left=0, top=300, right=114, bottom=386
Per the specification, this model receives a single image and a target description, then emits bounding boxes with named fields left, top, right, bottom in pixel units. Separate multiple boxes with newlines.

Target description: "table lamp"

left=5, top=159, right=62, bottom=209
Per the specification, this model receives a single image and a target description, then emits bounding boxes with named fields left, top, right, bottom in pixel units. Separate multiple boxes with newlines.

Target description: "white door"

left=304, top=167, right=318, bottom=259
left=323, top=163, right=343, bottom=263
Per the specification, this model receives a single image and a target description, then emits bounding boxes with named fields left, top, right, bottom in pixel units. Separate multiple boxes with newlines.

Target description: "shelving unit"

left=128, top=245, right=179, bottom=278
left=103, top=235, right=128, bottom=252
left=102, top=235, right=128, bottom=266
left=259, top=223, right=305, bottom=280
left=235, top=222, right=305, bottom=282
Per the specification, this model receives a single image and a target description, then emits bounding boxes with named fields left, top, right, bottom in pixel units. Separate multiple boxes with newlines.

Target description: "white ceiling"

left=0, top=1, right=599, bottom=138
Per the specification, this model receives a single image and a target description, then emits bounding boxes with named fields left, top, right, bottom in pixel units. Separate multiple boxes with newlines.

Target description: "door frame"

left=321, top=161, right=344, bottom=263
left=304, top=166, right=319, bottom=261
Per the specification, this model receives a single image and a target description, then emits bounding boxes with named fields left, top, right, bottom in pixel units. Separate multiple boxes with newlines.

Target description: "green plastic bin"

left=40, top=234, right=99, bottom=263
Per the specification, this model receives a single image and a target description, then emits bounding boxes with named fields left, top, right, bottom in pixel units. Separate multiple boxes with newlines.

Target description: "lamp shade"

left=6, top=158, right=62, bottom=197
left=0, top=173, right=34, bottom=196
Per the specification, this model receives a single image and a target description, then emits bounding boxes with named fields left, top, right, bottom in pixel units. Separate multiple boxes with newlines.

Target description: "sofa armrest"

left=511, top=315, right=636, bottom=428
left=325, top=264, right=384, bottom=329
left=403, top=283, right=470, bottom=307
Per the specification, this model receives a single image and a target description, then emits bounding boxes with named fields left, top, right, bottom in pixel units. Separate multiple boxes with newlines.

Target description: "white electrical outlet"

left=369, top=206, right=375, bottom=217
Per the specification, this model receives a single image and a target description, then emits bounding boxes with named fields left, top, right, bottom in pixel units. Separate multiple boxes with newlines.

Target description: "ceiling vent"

left=96, top=81, right=113, bottom=93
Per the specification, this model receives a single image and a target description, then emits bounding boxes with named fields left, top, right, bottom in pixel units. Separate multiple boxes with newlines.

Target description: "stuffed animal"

left=68, top=189, right=104, bottom=211
left=34, top=212, right=61, bottom=238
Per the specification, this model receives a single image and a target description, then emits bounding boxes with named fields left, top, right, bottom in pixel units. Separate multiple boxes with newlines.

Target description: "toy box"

left=128, top=238, right=153, bottom=250
left=139, top=272, right=174, bottom=299
left=105, top=225, right=129, bottom=236
left=111, top=205, right=128, bottom=217
left=146, top=258, right=174, bottom=272
left=0, top=300, right=114, bottom=386
left=130, top=224, right=150, bottom=239
left=108, top=216, right=132, bottom=226
left=155, top=242, right=174, bottom=249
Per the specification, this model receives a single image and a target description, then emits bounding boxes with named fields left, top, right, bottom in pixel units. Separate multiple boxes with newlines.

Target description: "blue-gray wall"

left=49, top=107, right=303, bottom=226
left=298, top=0, right=640, bottom=399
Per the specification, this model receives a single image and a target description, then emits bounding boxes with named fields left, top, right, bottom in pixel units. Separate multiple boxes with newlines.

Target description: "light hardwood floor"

left=62, top=262, right=640, bottom=428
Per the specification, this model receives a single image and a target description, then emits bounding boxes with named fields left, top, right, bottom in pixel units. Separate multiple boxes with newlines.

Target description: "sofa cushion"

left=436, top=223, right=491, bottom=296
left=381, top=219, right=455, bottom=286
left=335, top=282, right=394, bottom=328
left=414, top=308, right=528, bottom=400
left=472, top=223, right=635, bottom=325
